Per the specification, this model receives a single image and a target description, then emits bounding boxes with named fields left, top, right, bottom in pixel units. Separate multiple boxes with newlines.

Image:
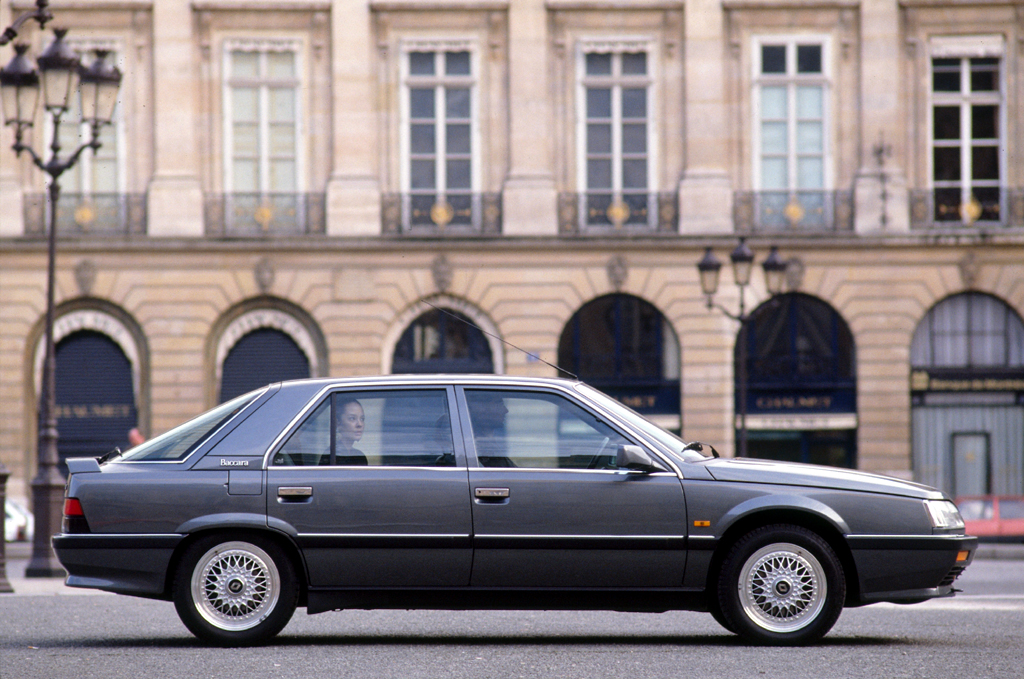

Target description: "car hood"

left=702, top=458, right=945, bottom=499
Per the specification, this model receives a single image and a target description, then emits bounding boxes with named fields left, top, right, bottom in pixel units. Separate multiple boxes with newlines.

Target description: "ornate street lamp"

left=696, top=240, right=787, bottom=459
left=2, top=9, right=121, bottom=577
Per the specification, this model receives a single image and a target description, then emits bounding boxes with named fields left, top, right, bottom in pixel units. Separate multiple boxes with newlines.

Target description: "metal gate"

left=54, top=330, right=137, bottom=475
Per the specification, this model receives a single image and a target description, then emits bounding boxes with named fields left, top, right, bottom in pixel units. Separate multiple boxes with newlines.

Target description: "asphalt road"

left=1, top=553, right=1022, bottom=679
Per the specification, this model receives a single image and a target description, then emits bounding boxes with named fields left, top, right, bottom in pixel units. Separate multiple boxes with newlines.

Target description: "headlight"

left=925, top=500, right=965, bottom=530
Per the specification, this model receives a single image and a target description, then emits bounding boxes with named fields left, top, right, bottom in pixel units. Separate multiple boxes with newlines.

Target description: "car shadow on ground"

left=15, top=632, right=908, bottom=650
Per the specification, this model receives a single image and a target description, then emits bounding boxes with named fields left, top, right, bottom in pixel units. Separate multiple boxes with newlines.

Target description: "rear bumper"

left=52, top=533, right=183, bottom=598
left=847, top=534, right=977, bottom=604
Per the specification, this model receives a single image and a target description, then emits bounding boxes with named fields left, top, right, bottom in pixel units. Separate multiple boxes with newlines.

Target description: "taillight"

left=62, top=497, right=90, bottom=534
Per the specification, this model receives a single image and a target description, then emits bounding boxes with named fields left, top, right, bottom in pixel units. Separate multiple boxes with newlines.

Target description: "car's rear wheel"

left=717, top=524, right=845, bottom=645
left=173, top=535, right=297, bottom=646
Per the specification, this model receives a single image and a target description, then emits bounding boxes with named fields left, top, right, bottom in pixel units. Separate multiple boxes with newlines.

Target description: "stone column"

left=501, top=0, right=557, bottom=236
left=147, top=0, right=204, bottom=237
left=678, top=0, right=733, bottom=234
left=854, top=0, right=909, bottom=233
left=325, top=0, right=380, bottom=236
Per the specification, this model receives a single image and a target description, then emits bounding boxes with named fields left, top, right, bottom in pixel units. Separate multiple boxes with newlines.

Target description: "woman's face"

left=338, top=402, right=364, bottom=444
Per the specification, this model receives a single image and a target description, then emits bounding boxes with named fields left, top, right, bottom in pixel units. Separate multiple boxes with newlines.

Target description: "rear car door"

left=266, top=386, right=472, bottom=587
left=460, top=386, right=687, bottom=588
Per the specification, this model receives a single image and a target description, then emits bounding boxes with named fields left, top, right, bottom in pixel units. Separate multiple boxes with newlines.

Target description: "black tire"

left=707, top=595, right=736, bottom=634
left=717, top=524, right=845, bottom=645
left=173, top=534, right=298, bottom=646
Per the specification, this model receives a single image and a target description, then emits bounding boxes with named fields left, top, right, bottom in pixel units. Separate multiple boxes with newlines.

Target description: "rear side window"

left=121, top=391, right=262, bottom=462
left=272, top=389, right=455, bottom=467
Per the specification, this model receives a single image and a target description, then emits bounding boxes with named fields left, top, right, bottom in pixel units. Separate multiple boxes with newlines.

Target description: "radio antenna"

left=422, top=300, right=579, bottom=381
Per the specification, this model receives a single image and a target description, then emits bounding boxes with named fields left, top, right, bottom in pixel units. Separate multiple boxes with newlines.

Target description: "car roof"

left=269, top=374, right=582, bottom=399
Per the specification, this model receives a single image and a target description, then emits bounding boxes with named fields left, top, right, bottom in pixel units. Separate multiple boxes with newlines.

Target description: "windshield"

left=120, top=390, right=263, bottom=462
left=574, top=383, right=711, bottom=462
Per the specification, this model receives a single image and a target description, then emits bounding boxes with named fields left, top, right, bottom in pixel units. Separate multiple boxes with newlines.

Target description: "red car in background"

left=955, top=496, right=1024, bottom=543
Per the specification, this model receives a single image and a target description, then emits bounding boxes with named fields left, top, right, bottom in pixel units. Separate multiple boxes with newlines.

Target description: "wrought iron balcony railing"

left=733, top=190, right=854, bottom=233
left=558, top=192, right=677, bottom=234
left=23, top=192, right=147, bottom=237
left=204, top=193, right=326, bottom=237
left=909, top=189, right=1024, bottom=229
left=381, top=193, right=502, bottom=235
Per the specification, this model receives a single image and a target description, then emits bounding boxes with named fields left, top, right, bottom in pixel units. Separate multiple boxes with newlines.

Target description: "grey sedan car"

left=53, top=375, right=975, bottom=646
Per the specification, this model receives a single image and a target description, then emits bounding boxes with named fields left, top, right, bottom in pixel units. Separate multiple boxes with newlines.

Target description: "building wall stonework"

left=2, top=1, right=1024, bottom=499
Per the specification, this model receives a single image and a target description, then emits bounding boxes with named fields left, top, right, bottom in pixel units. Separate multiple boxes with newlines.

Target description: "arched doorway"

left=219, top=327, right=311, bottom=402
left=54, top=330, right=137, bottom=474
left=392, top=308, right=494, bottom=374
left=911, top=292, right=1024, bottom=497
left=558, top=294, right=681, bottom=430
left=739, top=293, right=857, bottom=468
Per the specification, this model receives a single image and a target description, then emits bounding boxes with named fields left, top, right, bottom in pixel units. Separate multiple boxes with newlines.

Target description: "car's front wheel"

left=173, top=535, right=297, bottom=646
left=716, top=524, right=845, bottom=645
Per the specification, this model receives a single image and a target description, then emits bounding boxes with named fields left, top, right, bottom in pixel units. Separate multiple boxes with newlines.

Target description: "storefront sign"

left=911, top=369, right=1024, bottom=393
left=740, top=413, right=858, bottom=431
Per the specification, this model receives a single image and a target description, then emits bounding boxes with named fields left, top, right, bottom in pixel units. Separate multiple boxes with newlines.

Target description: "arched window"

left=219, top=328, right=310, bottom=402
left=910, top=292, right=1024, bottom=497
left=912, top=292, right=1024, bottom=368
left=54, top=330, right=137, bottom=474
left=740, top=293, right=857, bottom=468
left=744, top=293, right=855, bottom=387
left=392, top=309, right=494, bottom=374
left=558, top=294, right=680, bottom=422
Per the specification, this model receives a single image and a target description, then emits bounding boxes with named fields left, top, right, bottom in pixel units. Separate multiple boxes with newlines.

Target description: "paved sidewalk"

left=1, top=542, right=107, bottom=597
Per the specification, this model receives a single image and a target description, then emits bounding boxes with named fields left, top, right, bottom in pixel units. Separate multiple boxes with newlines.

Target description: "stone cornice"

left=10, top=0, right=153, bottom=10
left=546, top=1, right=683, bottom=10
left=4, top=232, right=1024, bottom=254
left=192, top=0, right=331, bottom=11
left=370, top=1, right=508, bottom=11
left=722, top=0, right=859, bottom=10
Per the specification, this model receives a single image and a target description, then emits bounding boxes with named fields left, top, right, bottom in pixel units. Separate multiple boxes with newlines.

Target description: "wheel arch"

left=706, top=507, right=861, bottom=606
left=163, top=526, right=309, bottom=608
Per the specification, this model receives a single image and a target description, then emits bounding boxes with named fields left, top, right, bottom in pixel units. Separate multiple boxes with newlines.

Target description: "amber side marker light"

left=694, top=520, right=711, bottom=527
left=956, top=551, right=970, bottom=562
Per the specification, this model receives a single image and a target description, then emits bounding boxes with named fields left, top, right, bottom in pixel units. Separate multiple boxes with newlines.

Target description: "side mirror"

left=616, top=445, right=668, bottom=473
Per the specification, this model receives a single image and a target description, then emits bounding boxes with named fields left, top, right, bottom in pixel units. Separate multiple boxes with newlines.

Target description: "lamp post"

left=2, top=5, right=121, bottom=577
left=697, top=239, right=787, bottom=458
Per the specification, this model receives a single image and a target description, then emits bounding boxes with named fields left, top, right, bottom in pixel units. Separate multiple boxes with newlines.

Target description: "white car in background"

left=5, top=499, right=33, bottom=542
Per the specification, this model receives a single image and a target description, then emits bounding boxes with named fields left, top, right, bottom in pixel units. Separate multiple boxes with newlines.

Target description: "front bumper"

left=52, top=533, right=183, bottom=598
left=847, top=534, right=977, bottom=604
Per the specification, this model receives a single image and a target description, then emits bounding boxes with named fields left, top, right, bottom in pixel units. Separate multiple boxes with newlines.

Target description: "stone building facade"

left=2, top=0, right=1023, bottom=500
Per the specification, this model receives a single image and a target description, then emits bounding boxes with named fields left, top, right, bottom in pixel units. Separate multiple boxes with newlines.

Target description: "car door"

left=266, top=386, right=472, bottom=588
left=460, top=386, right=687, bottom=588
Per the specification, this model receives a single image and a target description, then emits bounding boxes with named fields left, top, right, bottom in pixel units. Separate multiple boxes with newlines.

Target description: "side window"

left=273, top=389, right=455, bottom=467
left=999, top=500, right=1024, bottom=520
left=465, top=389, right=631, bottom=469
left=275, top=399, right=331, bottom=466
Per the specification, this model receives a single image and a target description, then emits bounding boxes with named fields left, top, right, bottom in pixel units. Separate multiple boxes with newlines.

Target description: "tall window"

left=224, top=43, right=300, bottom=195
left=403, top=47, right=476, bottom=229
left=579, top=46, right=652, bottom=228
left=931, top=54, right=1002, bottom=223
left=55, top=60, right=119, bottom=194
left=754, top=39, right=828, bottom=194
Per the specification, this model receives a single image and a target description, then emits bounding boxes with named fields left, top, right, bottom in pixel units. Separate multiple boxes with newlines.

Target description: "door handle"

left=475, top=487, right=509, bottom=499
left=278, top=486, right=313, bottom=502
